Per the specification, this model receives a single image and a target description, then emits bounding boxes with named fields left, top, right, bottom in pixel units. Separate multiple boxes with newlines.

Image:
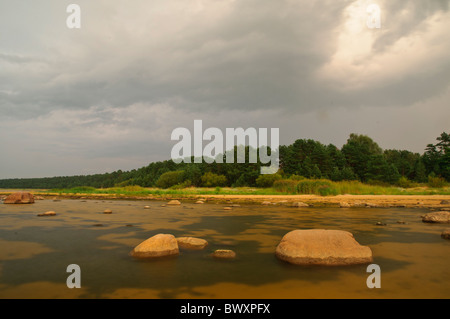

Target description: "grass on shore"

left=41, top=181, right=450, bottom=197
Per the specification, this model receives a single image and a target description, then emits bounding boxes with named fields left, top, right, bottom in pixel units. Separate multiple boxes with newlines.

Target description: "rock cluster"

left=422, top=211, right=450, bottom=224
left=3, top=192, right=35, bottom=204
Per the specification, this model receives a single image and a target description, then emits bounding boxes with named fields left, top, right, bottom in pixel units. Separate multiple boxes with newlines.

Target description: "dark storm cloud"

left=0, top=0, right=449, bottom=178
left=1, top=0, right=449, bottom=119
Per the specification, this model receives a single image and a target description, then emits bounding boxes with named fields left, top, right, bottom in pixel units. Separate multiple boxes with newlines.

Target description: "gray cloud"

left=0, top=0, right=449, bottom=178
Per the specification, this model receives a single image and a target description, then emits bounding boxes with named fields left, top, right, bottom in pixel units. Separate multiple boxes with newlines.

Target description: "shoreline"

left=1, top=191, right=449, bottom=209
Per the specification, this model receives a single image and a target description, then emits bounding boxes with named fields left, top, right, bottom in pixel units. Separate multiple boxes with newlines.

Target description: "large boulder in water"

left=3, top=192, right=35, bottom=204
left=275, top=229, right=373, bottom=266
left=130, top=234, right=179, bottom=258
left=422, top=211, right=450, bottom=224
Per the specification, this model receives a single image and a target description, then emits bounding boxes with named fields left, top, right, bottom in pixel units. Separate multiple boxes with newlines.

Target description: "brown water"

left=0, top=199, right=448, bottom=299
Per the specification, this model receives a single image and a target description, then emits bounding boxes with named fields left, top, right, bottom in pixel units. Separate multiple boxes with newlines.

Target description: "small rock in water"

left=375, top=222, right=387, bottom=226
left=195, top=200, right=204, bottom=204
left=422, top=211, right=450, bottom=224
left=340, top=202, right=351, bottom=208
left=167, top=200, right=181, bottom=205
left=212, top=249, right=236, bottom=259
left=37, top=211, right=56, bottom=217
left=176, top=237, right=208, bottom=250
left=103, top=209, right=112, bottom=214
left=396, top=220, right=406, bottom=224
left=441, top=200, right=450, bottom=205
left=144, top=206, right=150, bottom=209
left=223, top=207, right=232, bottom=210
left=291, top=202, right=309, bottom=208
left=441, top=229, right=450, bottom=240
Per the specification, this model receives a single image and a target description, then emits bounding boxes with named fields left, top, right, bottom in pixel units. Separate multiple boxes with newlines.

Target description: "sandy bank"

left=1, top=191, right=449, bottom=209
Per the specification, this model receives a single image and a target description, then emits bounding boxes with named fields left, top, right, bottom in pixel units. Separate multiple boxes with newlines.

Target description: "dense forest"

left=0, top=132, right=448, bottom=189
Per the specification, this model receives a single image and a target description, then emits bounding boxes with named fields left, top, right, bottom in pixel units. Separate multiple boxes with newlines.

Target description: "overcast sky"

left=0, top=0, right=449, bottom=179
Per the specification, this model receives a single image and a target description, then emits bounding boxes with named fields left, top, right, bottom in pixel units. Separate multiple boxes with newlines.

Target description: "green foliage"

left=155, top=171, right=185, bottom=189
left=272, top=179, right=298, bottom=193
left=427, top=175, right=447, bottom=188
left=0, top=132, right=448, bottom=189
left=64, top=186, right=97, bottom=193
left=342, top=133, right=383, bottom=181
left=296, top=179, right=337, bottom=195
left=396, top=176, right=414, bottom=188
left=288, top=174, right=306, bottom=181
left=201, top=172, right=227, bottom=187
left=330, top=166, right=357, bottom=181
left=170, top=180, right=193, bottom=189
left=423, top=132, right=450, bottom=181
left=255, top=174, right=282, bottom=188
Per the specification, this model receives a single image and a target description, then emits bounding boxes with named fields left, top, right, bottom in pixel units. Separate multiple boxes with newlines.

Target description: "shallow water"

left=0, top=199, right=448, bottom=299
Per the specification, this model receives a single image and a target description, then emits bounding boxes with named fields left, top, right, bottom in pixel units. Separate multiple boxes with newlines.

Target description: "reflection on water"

left=0, top=199, right=449, bottom=298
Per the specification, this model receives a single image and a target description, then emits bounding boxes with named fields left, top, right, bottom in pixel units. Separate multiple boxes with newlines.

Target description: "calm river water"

left=0, top=199, right=448, bottom=298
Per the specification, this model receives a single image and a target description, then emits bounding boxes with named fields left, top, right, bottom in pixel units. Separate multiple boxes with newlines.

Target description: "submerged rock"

left=291, top=202, right=309, bottom=208
left=212, top=249, right=236, bottom=259
left=441, top=229, right=450, bottom=240
left=4, top=192, right=35, bottom=204
left=422, top=211, right=450, bottom=224
left=37, top=211, right=56, bottom=217
left=130, top=234, right=179, bottom=258
left=275, top=229, right=373, bottom=266
left=176, top=237, right=208, bottom=250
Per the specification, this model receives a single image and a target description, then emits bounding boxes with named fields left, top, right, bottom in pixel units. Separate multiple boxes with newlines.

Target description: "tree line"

left=0, top=132, right=448, bottom=189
